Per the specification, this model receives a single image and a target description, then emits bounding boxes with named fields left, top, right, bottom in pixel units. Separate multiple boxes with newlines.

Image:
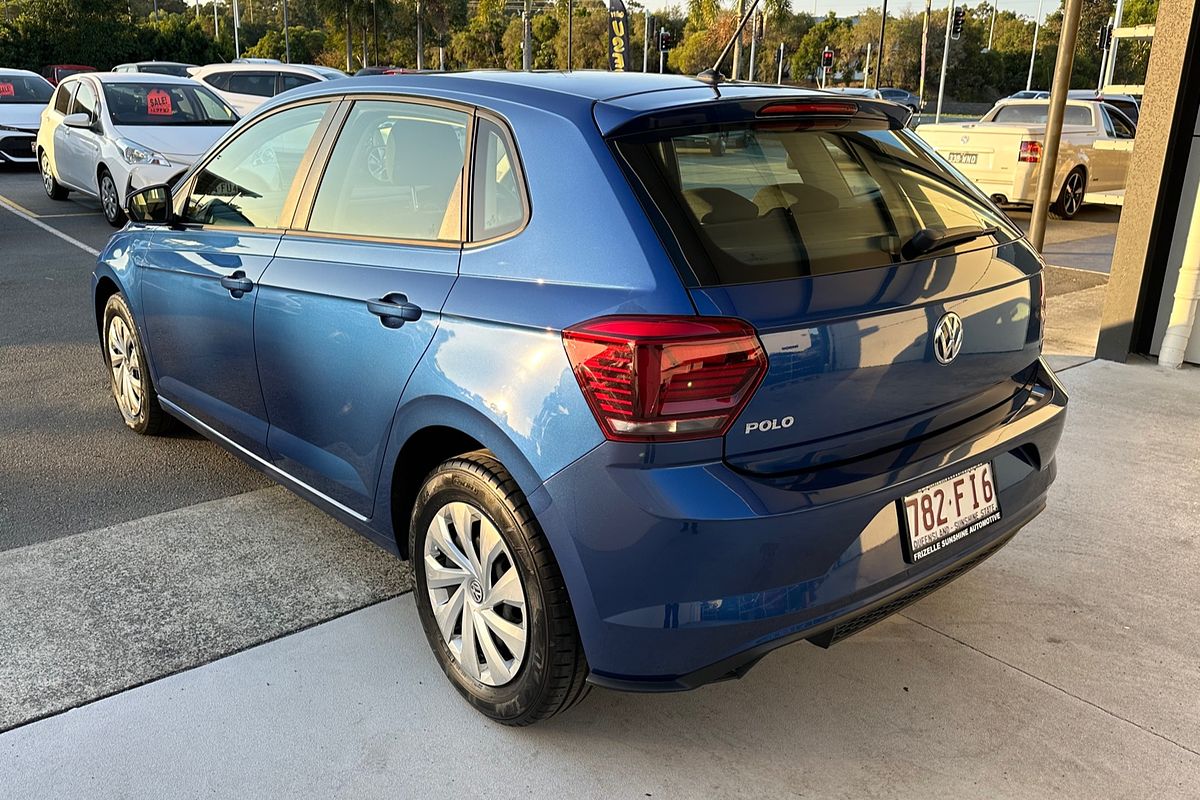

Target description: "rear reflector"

left=1019, top=140, right=1042, bottom=163
left=562, top=316, right=767, bottom=442
left=758, top=100, right=858, bottom=116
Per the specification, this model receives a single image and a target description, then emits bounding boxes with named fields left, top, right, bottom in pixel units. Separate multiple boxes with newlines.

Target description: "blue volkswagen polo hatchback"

left=94, top=71, right=1067, bottom=724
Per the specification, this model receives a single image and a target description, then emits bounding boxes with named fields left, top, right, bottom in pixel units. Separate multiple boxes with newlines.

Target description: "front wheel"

left=39, top=150, right=69, bottom=200
left=99, top=169, right=127, bottom=227
left=410, top=451, right=590, bottom=725
left=1050, top=168, right=1086, bottom=220
left=102, top=293, right=171, bottom=435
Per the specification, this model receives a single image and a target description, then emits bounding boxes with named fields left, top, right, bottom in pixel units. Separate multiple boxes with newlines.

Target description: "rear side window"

left=203, top=72, right=231, bottom=91
left=280, top=73, right=318, bottom=92
left=472, top=118, right=527, bottom=240
left=227, top=72, right=275, bottom=97
left=53, top=83, right=72, bottom=114
left=991, top=104, right=1094, bottom=126
left=182, top=101, right=330, bottom=228
left=616, top=123, right=1017, bottom=285
left=306, top=100, right=467, bottom=241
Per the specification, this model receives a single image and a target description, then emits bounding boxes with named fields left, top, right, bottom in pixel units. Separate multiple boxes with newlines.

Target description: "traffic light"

left=658, top=29, right=673, bottom=52
left=951, top=6, right=966, bottom=40
left=1096, top=23, right=1113, bottom=50
left=821, top=47, right=834, bottom=70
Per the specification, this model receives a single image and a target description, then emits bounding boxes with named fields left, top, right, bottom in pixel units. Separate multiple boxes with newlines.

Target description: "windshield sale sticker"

left=146, top=89, right=173, bottom=116
left=0, top=83, right=14, bottom=97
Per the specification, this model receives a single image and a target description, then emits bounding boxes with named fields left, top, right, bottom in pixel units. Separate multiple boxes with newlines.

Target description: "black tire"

left=99, top=168, right=127, bottom=227
left=39, top=149, right=69, bottom=200
left=101, top=292, right=172, bottom=435
left=410, top=451, right=590, bottom=725
left=1050, top=168, right=1086, bottom=220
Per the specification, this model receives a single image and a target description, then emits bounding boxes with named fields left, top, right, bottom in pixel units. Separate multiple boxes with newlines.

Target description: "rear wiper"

left=900, top=225, right=999, bottom=260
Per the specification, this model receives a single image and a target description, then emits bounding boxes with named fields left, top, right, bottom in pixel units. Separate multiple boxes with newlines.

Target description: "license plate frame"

left=946, top=152, right=979, bottom=165
left=900, top=463, right=1001, bottom=563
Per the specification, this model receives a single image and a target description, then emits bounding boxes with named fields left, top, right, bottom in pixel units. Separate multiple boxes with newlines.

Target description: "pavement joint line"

left=899, top=613, right=1200, bottom=760
left=0, top=193, right=100, bottom=257
left=1053, top=356, right=1098, bottom=372
left=1045, top=263, right=1111, bottom=276
left=0, top=587, right=414, bottom=736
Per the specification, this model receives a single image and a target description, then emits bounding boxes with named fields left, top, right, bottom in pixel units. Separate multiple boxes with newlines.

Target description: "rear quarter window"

left=991, top=104, right=1094, bottom=126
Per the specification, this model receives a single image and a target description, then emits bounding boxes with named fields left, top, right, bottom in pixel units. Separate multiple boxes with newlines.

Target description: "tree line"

left=0, top=0, right=1154, bottom=103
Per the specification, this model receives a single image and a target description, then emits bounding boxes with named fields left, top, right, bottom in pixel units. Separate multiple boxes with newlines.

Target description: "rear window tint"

left=616, top=124, right=1017, bottom=286
left=991, top=104, right=1094, bottom=125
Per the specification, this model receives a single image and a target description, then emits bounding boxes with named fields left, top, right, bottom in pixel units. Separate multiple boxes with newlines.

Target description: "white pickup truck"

left=917, top=99, right=1135, bottom=219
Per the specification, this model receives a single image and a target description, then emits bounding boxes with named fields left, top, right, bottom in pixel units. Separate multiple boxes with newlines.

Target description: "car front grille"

left=0, top=134, right=35, bottom=159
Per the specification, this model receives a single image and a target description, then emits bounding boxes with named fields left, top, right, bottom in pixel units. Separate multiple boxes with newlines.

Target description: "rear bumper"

left=534, top=359, right=1067, bottom=691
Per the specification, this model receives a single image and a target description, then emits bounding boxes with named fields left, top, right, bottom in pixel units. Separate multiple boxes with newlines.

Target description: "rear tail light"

left=1019, top=140, right=1042, bottom=163
left=562, top=316, right=767, bottom=442
left=758, top=100, right=858, bottom=116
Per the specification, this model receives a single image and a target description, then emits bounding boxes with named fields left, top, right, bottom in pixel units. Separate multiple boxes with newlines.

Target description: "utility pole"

left=987, top=2, right=997, bottom=51
left=416, top=0, right=424, bottom=69
left=283, top=0, right=290, bottom=62
left=748, top=13, right=758, bottom=81
left=864, top=41, right=871, bottom=87
left=1026, top=0, right=1044, bottom=90
left=213, top=0, right=219, bottom=40
left=777, top=42, right=784, bottom=84
left=935, top=0, right=954, bottom=122
left=1029, top=0, right=1084, bottom=250
left=373, top=0, right=379, bottom=67
left=567, top=0, right=574, bottom=71
left=233, top=0, right=241, bottom=58
left=643, top=12, right=650, bottom=72
left=918, top=0, right=931, bottom=115
left=521, top=0, right=532, bottom=71
left=875, top=0, right=888, bottom=88
left=732, top=0, right=746, bottom=79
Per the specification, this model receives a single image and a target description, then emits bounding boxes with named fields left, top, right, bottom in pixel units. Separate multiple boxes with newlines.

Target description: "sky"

left=639, top=0, right=1054, bottom=21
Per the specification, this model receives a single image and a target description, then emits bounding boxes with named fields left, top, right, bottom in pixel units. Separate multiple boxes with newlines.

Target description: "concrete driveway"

left=3, top=358, right=1197, bottom=799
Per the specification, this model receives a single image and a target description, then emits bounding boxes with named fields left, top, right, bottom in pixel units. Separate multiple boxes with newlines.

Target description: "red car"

left=41, top=64, right=95, bottom=85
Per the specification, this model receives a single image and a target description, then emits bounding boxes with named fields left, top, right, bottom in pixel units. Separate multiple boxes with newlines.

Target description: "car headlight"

left=118, top=139, right=171, bottom=167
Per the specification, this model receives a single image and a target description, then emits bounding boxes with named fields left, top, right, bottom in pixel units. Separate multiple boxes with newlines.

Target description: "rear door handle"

left=366, top=293, right=422, bottom=328
left=220, top=271, right=254, bottom=298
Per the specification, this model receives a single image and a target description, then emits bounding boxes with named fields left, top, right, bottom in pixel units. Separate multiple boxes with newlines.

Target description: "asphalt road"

left=0, top=165, right=270, bottom=550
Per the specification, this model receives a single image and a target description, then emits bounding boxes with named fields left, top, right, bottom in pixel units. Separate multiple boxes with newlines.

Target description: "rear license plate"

left=901, top=463, right=1000, bottom=562
left=946, top=152, right=978, bottom=165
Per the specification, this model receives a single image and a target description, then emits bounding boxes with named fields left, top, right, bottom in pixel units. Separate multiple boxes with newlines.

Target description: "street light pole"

left=777, top=42, right=784, bottom=84
left=643, top=12, right=650, bottom=72
left=918, top=0, right=931, bottom=114
left=732, top=0, right=746, bottom=79
left=567, top=0, right=574, bottom=71
left=1026, top=0, right=1044, bottom=91
left=283, top=0, right=290, bottom=63
left=987, top=2, right=997, bottom=51
left=213, top=0, right=219, bottom=39
left=875, top=0, right=887, bottom=88
left=935, top=0, right=954, bottom=122
left=232, top=0, right=241, bottom=59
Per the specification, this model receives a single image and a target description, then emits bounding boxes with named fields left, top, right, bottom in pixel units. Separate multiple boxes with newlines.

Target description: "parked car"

left=879, top=86, right=922, bottom=111
left=37, top=72, right=237, bottom=226
left=188, top=62, right=339, bottom=115
left=823, top=87, right=883, bottom=99
left=112, top=61, right=197, bottom=78
left=1007, top=89, right=1048, bottom=100
left=355, top=66, right=397, bottom=76
left=916, top=98, right=1135, bottom=218
left=0, top=68, right=54, bottom=166
left=41, top=64, right=95, bottom=85
left=98, top=72, right=1066, bottom=725
left=1068, top=89, right=1141, bottom=125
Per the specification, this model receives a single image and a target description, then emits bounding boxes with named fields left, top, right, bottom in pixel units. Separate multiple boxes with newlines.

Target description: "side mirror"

left=62, top=112, right=92, bottom=129
left=125, top=184, right=174, bottom=225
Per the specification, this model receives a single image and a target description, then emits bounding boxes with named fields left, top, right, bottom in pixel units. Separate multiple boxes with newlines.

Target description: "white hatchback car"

left=0, top=68, right=54, bottom=166
left=36, top=72, right=237, bottom=226
left=188, top=62, right=342, bottom=116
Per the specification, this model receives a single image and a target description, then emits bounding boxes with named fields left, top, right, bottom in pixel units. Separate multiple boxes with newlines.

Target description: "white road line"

left=0, top=194, right=100, bottom=257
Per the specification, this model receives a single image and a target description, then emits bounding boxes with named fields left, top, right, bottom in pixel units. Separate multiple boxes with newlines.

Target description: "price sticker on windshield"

left=0, top=83, right=14, bottom=97
left=146, top=89, right=173, bottom=116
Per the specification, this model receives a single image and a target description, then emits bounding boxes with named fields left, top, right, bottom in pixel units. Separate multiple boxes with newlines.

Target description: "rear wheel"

left=99, top=168, right=126, bottom=227
left=1050, top=168, right=1086, bottom=220
left=410, top=451, right=589, bottom=725
left=39, top=150, right=68, bottom=200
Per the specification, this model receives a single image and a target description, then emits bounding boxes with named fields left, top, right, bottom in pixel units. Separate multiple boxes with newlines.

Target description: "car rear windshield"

left=615, top=122, right=1017, bottom=286
left=991, top=104, right=1094, bottom=125
left=0, top=74, right=53, bottom=103
left=103, top=82, right=237, bottom=125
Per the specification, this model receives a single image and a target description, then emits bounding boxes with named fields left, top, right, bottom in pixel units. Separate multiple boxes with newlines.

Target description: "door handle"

left=220, top=271, right=254, bottom=298
left=366, top=293, right=422, bottom=328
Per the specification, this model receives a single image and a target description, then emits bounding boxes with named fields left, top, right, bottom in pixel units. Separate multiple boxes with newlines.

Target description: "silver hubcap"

left=424, top=501, right=528, bottom=687
left=101, top=175, right=118, bottom=220
left=1063, top=173, right=1084, bottom=215
left=40, top=154, right=53, bottom=194
left=107, top=315, right=144, bottom=420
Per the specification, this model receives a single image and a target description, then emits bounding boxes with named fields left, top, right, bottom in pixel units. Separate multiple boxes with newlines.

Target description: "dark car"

left=879, top=86, right=922, bottom=111
left=41, top=64, right=95, bottom=85
left=98, top=72, right=1067, bottom=725
left=112, top=61, right=197, bottom=78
